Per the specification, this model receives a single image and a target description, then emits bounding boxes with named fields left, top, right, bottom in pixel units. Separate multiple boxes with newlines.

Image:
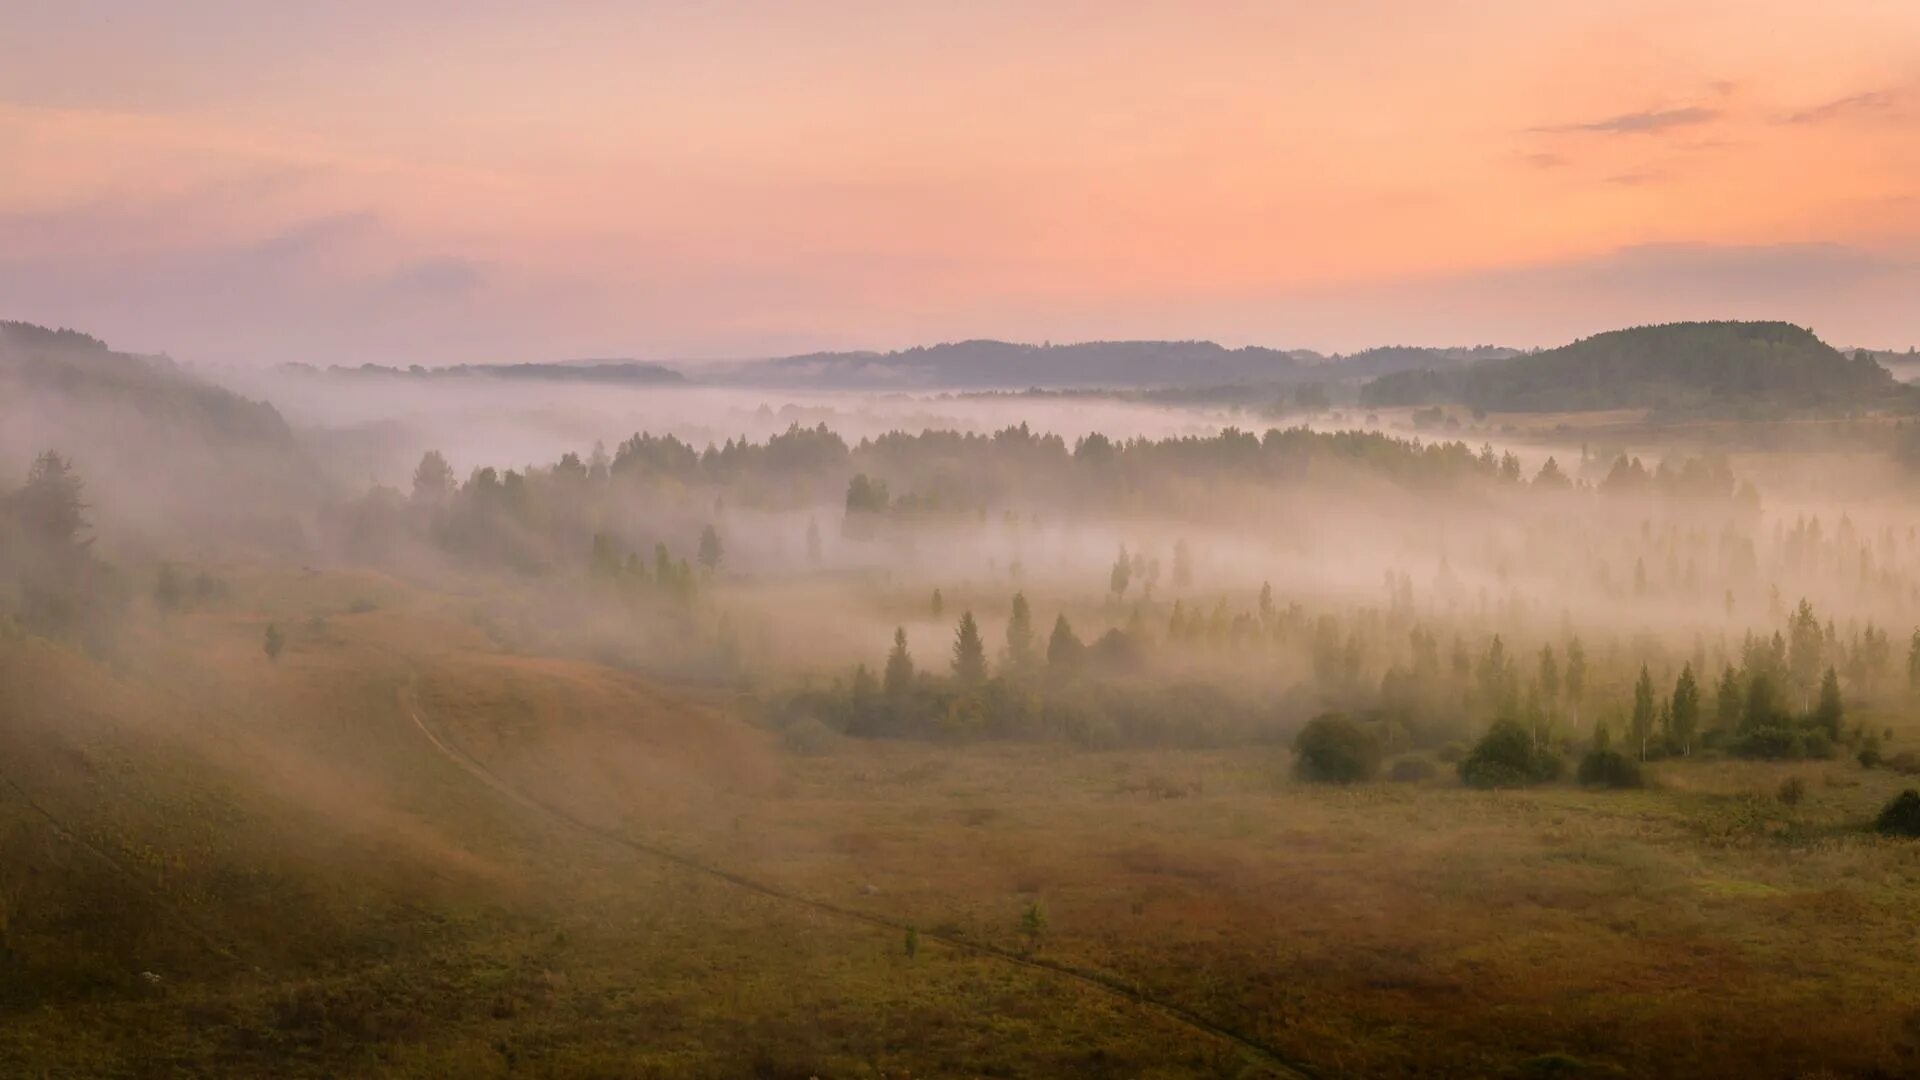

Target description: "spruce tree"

left=952, top=612, right=988, bottom=685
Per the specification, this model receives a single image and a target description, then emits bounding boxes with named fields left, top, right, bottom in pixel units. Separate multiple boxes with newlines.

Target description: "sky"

left=3, top=0, right=1919, bottom=366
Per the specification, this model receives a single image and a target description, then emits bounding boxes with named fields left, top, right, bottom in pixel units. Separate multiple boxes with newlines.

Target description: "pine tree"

left=1630, top=664, right=1655, bottom=760
left=1564, top=637, right=1587, bottom=727
left=697, top=525, right=723, bottom=577
left=1813, top=666, right=1843, bottom=740
left=952, top=612, right=988, bottom=685
left=1538, top=645, right=1560, bottom=714
left=1714, top=666, right=1742, bottom=731
left=1788, top=599, right=1823, bottom=710
left=805, top=517, right=822, bottom=564
left=1670, top=663, right=1700, bottom=755
left=930, top=588, right=945, bottom=619
left=883, top=627, right=914, bottom=697
left=1046, top=614, right=1083, bottom=670
left=1171, top=539, right=1193, bottom=590
left=1109, top=546, right=1132, bottom=598
left=1005, top=592, right=1035, bottom=673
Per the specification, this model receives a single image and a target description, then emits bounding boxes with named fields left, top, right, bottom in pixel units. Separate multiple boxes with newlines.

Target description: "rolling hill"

left=1361, top=321, right=1908, bottom=416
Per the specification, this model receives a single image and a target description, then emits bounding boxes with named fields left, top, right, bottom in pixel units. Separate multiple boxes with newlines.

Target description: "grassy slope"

left=4, top=567, right=1920, bottom=1076
left=0, top=572, right=1275, bottom=1078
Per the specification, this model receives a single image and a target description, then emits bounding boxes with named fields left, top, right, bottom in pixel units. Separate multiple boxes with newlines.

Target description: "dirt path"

left=401, top=678, right=1315, bottom=1079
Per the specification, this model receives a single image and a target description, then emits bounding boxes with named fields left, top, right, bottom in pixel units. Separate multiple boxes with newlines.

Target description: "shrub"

left=1777, top=776, right=1806, bottom=806
left=1887, top=750, right=1920, bottom=776
left=1875, top=790, right=1920, bottom=837
left=1388, top=756, right=1438, bottom=782
left=1858, top=744, right=1882, bottom=769
left=1292, top=714, right=1381, bottom=784
left=1576, top=748, right=1643, bottom=789
left=1459, top=720, right=1562, bottom=789
left=1734, top=726, right=1806, bottom=760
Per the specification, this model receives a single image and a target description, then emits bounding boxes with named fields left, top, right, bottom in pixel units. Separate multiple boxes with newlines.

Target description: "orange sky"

left=3, top=1, right=1918, bottom=364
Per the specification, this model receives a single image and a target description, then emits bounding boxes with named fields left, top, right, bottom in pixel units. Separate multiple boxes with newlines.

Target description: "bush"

left=1858, top=744, right=1882, bottom=769
left=1777, top=776, right=1806, bottom=806
left=1874, top=789, right=1920, bottom=837
left=1887, top=750, right=1920, bottom=776
left=1388, top=756, right=1438, bottom=782
left=1292, top=714, right=1381, bottom=785
left=1459, top=720, right=1562, bottom=789
left=1733, top=726, right=1806, bottom=760
left=1576, top=748, right=1643, bottom=789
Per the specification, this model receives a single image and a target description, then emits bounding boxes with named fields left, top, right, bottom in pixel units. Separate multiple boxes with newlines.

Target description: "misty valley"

left=3, top=319, right=1920, bottom=1077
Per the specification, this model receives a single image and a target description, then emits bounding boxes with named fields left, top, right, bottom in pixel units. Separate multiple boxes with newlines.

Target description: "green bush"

left=1874, top=789, right=1920, bottom=837
left=1292, top=714, right=1381, bottom=784
left=1576, top=748, right=1643, bottom=789
left=1459, top=719, right=1562, bottom=789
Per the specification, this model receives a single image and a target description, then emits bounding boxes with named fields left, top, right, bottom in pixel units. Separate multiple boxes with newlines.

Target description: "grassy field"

left=4, top=568, right=1920, bottom=1077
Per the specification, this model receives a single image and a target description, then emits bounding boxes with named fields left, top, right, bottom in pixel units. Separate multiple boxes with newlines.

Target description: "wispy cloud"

left=1532, top=106, right=1720, bottom=135
left=1783, top=88, right=1903, bottom=125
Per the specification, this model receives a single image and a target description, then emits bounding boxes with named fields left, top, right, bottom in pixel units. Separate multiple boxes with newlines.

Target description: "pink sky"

left=3, top=1, right=1918, bottom=365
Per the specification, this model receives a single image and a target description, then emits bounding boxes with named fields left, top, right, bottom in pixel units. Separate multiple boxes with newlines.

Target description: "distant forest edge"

left=11, top=317, right=1918, bottom=416
left=1362, top=321, right=1916, bottom=418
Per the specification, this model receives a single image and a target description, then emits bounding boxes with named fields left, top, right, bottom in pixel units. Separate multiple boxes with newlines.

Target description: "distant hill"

left=292, top=359, right=686, bottom=385
left=708, top=339, right=1513, bottom=390
left=1361, top=321, right=1908, bottom=415
left=0, top=320, right=317, bottom=547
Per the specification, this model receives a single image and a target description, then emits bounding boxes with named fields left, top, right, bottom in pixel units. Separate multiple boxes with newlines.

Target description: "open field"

left=5, top=569, right=1920, bottom=1078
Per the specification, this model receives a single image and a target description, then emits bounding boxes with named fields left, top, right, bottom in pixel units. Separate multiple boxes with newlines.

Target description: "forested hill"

left=711, top=340, right=1515, bottom=389
left=0, top=320, right=318, bottom=543
left=1361, top=321, right=1907, bottom=415
left=1, top=320, right=293, bottom=445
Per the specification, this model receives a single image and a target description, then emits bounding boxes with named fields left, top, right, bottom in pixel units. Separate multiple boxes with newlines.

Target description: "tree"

left=1005, top=592, right=1035, bottom=673
left=154, top=563, right=182, bottom=613
left=1258, top=582, right=1274, bottom=622
left=411, top=450, right=454, bottom=505
left=1564, top=638, right=1587, bottom=727
left=1908, top=628, right=1920, bottom=693
left=18, top=451, right=86, bottom=550
left=1171, top=539, right=1193, bottom=590
left=1046, top=614, right=1084, bottom=670
left=1459, top=719, right=1561, bottom=788
left=1630, top=664, right=1655, bottom=760
left=930, top=588, right=945, bottom=619
left=697, top=525, right=723, bottom=577
left=1714, top=666, right=1742, bottom=731
left=1292, top=714, right=1381, bottom=784
left=1788, top=599, right=1823, bottom=710
left=1109, top=546, right=1132, bottom=598
left=1537, top=645, right=1560, bottom=714
left=1577, top=721, right=1643, bottom=788
left=263, top=623, right=285, bottom=661
left=883, top=627, right=914, bottom=697
left=1670, top=663, right=1700, bottom=755
left=805, top=517, right=822, bottom=564
left=1743, top=670, right=1779, bottom=732
left=1813, top=666, right=1843, bottom=740
left=952, top=612, right=987, bottom=685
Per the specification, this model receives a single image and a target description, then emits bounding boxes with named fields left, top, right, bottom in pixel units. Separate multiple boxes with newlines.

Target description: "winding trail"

left=401, top=678, right=1315, bottom=1079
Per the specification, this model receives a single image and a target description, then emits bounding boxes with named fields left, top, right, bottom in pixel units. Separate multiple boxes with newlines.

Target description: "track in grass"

left=401, top=679, right=1315, bottom=1079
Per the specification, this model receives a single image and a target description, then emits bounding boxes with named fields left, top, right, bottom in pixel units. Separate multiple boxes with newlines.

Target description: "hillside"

left=1362, top=321, right=1907, bottom=415
left=292, top=359, right=686, bottom=385
left=711, top=339, right=1513, bottom=390
left=0, top=321, right=319, bottom=548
